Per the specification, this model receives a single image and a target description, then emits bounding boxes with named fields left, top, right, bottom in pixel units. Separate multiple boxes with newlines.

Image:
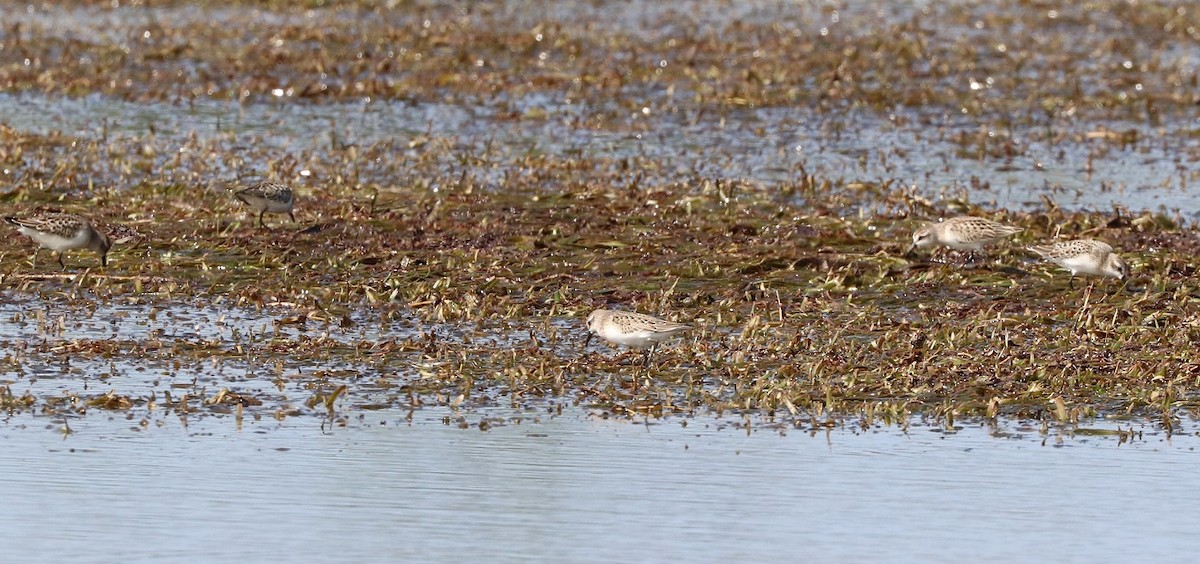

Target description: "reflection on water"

left=0, top=409, right=1195, bottom=562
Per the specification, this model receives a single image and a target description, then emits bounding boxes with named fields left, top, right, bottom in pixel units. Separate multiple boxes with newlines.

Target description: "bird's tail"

left=1027, top=245, right=1053, bottom=257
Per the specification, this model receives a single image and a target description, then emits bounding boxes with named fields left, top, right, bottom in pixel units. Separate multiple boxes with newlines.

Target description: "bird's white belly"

left=598, top=326, right=659, bottom=349
left=21, top=226, right=87, bottom=251
left=942, top=237, right=983, bottom=251
left=240, top=194, right=291, bottom=213
left=264, top=198, right=293, bottom=213
left=1059, top=255, right=1102, bottom=276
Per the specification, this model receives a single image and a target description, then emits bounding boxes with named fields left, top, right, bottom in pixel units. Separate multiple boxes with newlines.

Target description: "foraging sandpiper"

left=907, top=216, right=1023, bottom=262
left=1028, top=239, right=1127, bottom=288
left=5, top=212, right=111, bottom=270
left=232, top=181, right=295, bottom=228
left=584, top=309, right=692, bottom=366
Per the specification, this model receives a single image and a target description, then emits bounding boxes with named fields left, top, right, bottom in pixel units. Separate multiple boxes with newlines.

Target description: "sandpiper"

left=907, top=216, right=1023, bottom=262
left=5, top=212, right=111, bottom=270
left=584, top=309, right=692, bottom=366
left=232, top=181, right=295, bottom=228
left=1028, top=239, right=1127, bottom=288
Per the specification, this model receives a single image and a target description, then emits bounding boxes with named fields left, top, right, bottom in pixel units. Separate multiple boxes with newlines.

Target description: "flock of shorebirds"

left=586, top=215, right=1128, bottom=366
left=2, top=181, right=294, bottom=269
left=0, top=186, right=1123, bottom=367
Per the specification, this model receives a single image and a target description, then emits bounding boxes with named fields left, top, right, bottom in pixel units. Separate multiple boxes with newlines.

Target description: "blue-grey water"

left=1, top=410, right=1196, bottom=563
left=3, top=92, right=1199, bottom=216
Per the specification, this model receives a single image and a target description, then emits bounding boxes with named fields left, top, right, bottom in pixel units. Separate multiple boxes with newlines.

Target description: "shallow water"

left=7, top=0, right=1200, bottom=216
left=0, top=299, right=586, bottom=421
left=3, top=91, right=1200, bottom=215
left=3, top=295, right=1187, bottom=562
left=1, top=409, right=1196, bottom=562
left=0, top=82, right=1196, bottom=559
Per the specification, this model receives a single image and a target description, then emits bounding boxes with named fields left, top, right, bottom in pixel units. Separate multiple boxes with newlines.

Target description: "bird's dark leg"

left=966, top=250, right=987, bottom=268
left=1068, top=275, right=1075, bottom=290
left=57, top=252, right=66, bottom=271
left=956, top=250, right=975, bottom=268
left=289, top=211, right=296, bottom=223
left=258, top=210, right=267, bottom=229
left=642, top=345, right=656, bottom=367
left=31, top=248, right=39, bottom=268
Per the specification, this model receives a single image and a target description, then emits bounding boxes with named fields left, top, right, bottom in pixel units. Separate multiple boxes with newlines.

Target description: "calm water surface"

left=1, top=409, right=1196, bottom=563
left=2, top=91, right=1199, bottom=215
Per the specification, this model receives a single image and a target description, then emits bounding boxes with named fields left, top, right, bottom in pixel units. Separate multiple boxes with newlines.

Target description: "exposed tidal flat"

left=2, top=1, right=1200, bottom=561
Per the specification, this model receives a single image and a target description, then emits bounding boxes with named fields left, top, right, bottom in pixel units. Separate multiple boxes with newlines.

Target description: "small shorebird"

left=232, top=181, right=295, bottom=228
left=907, top=216, right=1023, bottom=263
left=100, top=222, right=142, bottom=247
left=5, top=212, right=111, bottom=270
left=1028, top=239, right=1127, bottom=288
left=584, top=309, right=692, bottom=366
